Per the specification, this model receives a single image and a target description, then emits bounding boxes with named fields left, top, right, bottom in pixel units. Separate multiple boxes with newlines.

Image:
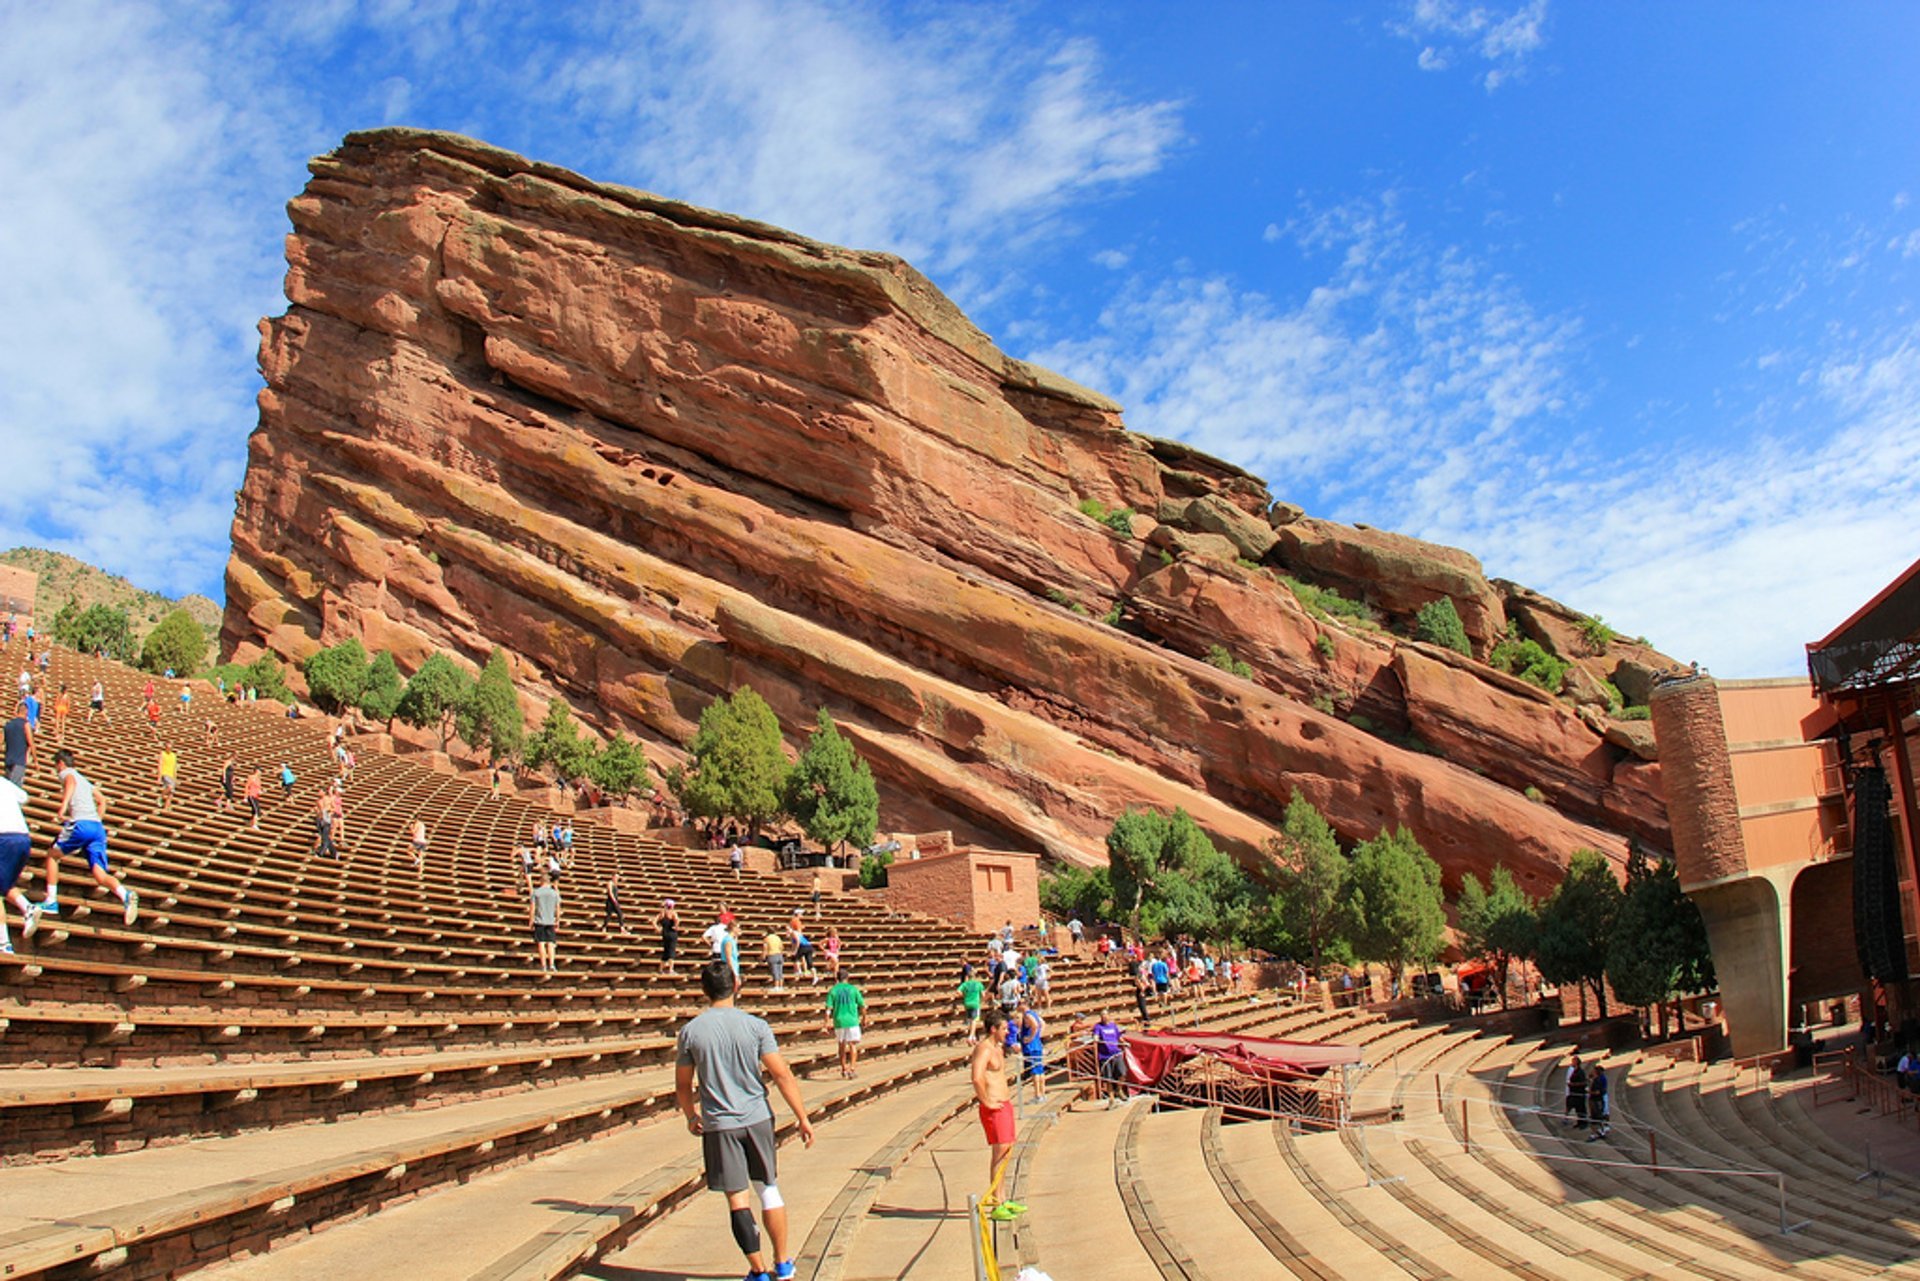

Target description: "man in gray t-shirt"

left=528, top=873, right=561, bottom=975
left=677, top=959, right=814, bottom=1281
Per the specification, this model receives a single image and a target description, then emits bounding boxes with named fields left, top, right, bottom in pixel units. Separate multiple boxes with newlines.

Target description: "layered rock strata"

left=228, top=129, right=1672, bottom=894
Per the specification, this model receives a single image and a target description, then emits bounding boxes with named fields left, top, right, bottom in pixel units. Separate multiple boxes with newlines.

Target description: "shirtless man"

left=970, top=1007, right=1024, bottom=1218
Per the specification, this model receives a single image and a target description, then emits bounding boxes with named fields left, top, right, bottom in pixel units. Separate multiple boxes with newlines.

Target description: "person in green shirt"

left=824, top=970, right=867, bottom=1079
left=958, top=972, right=985, bottom=1044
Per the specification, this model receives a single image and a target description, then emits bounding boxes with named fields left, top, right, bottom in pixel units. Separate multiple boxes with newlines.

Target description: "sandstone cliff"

left=226, top=129, right=1673, bottom=897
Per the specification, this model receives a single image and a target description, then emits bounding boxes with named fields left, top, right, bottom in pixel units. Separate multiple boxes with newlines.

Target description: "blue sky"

left=1, top=1, right=1915, bottom=676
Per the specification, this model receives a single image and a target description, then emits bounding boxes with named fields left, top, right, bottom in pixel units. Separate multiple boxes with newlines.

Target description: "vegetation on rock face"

left=1606, top=848, right=1715, bottom=1035
left=139, top=608, right=208, bottom=676
left=395, top=654, right=473, bottom=750
left=1455, top=866, right=1539, bottom=1009
left=1490, top=624, right=1569, bottom=692
left=1578, top=614, right=1616, bottom=654
left=679, top=686, right=790, bottom=836
left=1414, top=597, right=1472, bottom=655
left=1264, top=792, right=1355, bottom=972
left=1314, top=633, right=1336, bottom=660
left=50, top=602, right=135, bottom=662
left=1535, top=848, right=1622, bottom=1019
left=1076, top=498, right=1136, bottom=537
left=303, top=638, right=371, bottom=713
left=784, top=708, right=880, bottom=855
left=1280, top=575, right=1379, bottom=626
left=1204, top=644, right=1253, bottom=679
left=1345, top=826, right=1448, bottom=982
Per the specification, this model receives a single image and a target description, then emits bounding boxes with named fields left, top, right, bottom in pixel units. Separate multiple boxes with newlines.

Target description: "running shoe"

left=22, top=903, right=41, bottom=938
left=1, top=943, right=13, bottom=955
left=123, top=889, right=139, bottom=926
left=774, top=1261, right=797, bottom=1280
left=38, top=896, right=58, bottom=916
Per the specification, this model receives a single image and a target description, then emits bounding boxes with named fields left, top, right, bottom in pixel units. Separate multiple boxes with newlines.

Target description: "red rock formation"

left=227, top=129, right=1671, bottom=895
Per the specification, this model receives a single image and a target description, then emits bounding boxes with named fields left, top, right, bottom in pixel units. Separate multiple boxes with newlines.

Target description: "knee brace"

left=759, top=1181, right=784, bottom=1211
left=729, top=1205, right=761, bottom=1256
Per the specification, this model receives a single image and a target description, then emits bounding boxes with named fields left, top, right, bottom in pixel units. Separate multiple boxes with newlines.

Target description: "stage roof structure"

left=1808, top=557, right=1920, bottom=700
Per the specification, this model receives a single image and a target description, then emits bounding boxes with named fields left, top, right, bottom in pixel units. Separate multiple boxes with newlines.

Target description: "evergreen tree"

left=526, top=699, right=595, bottom=780
left=302, top=638, right=371, bottom=714
left=1606, top=849, right=1716, bottom=1035
left=395, top=654, right=473, bottom=750
left=358, top=651, right=405, bottom=723
left=1039, top=865, right=1112, bottom=923
left=680, top=686, right=790, bottom=835
left=53, top=603, right=134, bottom=661
left=1455, top=865, right=1539, bottom=1009
left=1265, top=791, right=1354, bottom=972
left=1536, top=848, right=1624, bottom=1020
left=1414, top=596, right=1472, bottom=655
left=1347, top=827, right=1448, bottom=984
left=586, top=733, right=651, bottom=797
left=242, top=653, right=293, bottom=702
left=1106, top=808, right=1251, bottom=944
left=139, top=608, right=206, bottom=676
left=784, top=709, right=880, bottom=854
left=457, top=648, right=524, bottom=763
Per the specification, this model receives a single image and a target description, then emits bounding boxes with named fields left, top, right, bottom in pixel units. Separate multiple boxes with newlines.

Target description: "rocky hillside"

left=2, top=547, right=220, bottom=642
left=225, top=128, right=1674, bottom=897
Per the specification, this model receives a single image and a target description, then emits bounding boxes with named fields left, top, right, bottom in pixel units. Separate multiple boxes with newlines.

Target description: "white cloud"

left=1093, top=248, right=1131, bottom=270
left=1027, top=192, right=1920, bottom=677
left=550, top=2, right=1182, bottom=275
left=1391, top=0, right=1549, bottom=91
left=0, top=0, right=1183, bottom=603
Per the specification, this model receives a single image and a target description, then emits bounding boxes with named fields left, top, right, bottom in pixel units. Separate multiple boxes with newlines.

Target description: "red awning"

left=1122, top=1028, right=1362, bottom=1088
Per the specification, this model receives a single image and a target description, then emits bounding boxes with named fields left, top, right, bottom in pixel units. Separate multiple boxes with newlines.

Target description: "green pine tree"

left=358, top=651, right=405, bottom=723
left=680, top=686, right=790, bottom=835
left=395, top=653, right=473, bottom=750
left=1347, top=827, right=1448, bottom=985
left=1605, top=848, right=1716, bottom=1036
left=139, top=608, right=207, bottom=676
left=303, top=638, right=371, bottom=713
left=457, top=648, right=524, bottom=763
left=1536, top=848, right=1624, bottom=1020
left=527, top=699, right=595, bottom=781
left=784, top=709, right=880, bottom=855
left=1265, top=792, right=1354, bottom=972
left=1456, top=865, right=1539, bottom=1009
left=586, top=733, right=651, bottom=797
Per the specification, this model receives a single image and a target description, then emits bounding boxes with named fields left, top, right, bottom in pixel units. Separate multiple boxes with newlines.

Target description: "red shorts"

left=978, top=1101, right=1015, bottom=1146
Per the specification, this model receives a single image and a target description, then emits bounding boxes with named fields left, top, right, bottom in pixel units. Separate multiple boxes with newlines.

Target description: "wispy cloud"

left=0, top=0, right=1182, bottom=600
left=1391, top=0, right=1550, bottom=91
left=549, top=1, right=1182, bottom=277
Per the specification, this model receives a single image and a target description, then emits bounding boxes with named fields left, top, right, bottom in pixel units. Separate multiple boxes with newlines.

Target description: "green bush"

left=1578, top=615, right=1616, bottom=654
left=1489, top=626, right=1569, bottom=692
left=526, top=699, right=596, bottom=780
left=1077, top=497, right=1109, bottom=521
left=587, top=733, right=651, bottom=796
left=1204, top=644, right=1253, bottom=679
left=1100, top=603, right=1124, bottom=627
left=1618, top=705, right=1652, bottom=722
left=857, top=848, right=895, bottom=889
left=1314, top=633, right=1336, bottom=660
left=1311, top=693, right=1336, bottom=715
left=1103, top=507, right=1136, bottom=536
left=140, top=609, right=207, bottom=676
left=1280, top=576, right=1379, bottom=626
left=1413, top=597, right=1471, bottom=655
left=396, top=654, right=472, bottom=749
left=457, top=648, right=523, bottom=762
left=1523, top=785, right=1545, bottom=802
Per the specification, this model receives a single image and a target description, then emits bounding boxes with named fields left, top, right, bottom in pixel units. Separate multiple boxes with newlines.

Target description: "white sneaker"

left=123, top=889, right=139, bottom=926
left=22, top=903, right=42, bottom=938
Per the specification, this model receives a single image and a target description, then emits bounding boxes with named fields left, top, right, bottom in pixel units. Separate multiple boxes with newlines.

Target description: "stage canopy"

left=1123, top=1029, right=1362, bottom=1088
left=1808, top=556, right=1920, bottom=697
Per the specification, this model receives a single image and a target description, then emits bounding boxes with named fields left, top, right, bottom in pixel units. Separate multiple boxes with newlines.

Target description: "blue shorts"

left=56, top=821, right=111, bottom=872
left=1024, top=1041, right=1047, bottom=1078
left=0, top=832, right=29, bottom=892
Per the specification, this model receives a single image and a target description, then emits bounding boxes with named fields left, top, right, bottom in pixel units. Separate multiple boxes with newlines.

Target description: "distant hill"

left=0, top=547, right=221, bottom=643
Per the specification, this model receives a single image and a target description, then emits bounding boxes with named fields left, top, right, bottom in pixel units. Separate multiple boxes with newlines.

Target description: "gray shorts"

left=4, top=762, right=23, bottom=787
left=702, top=1116, right=777, bottom=1193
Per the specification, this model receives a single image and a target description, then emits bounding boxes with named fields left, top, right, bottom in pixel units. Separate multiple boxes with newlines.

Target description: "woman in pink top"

left=824, top=927, right=843, bottom=979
